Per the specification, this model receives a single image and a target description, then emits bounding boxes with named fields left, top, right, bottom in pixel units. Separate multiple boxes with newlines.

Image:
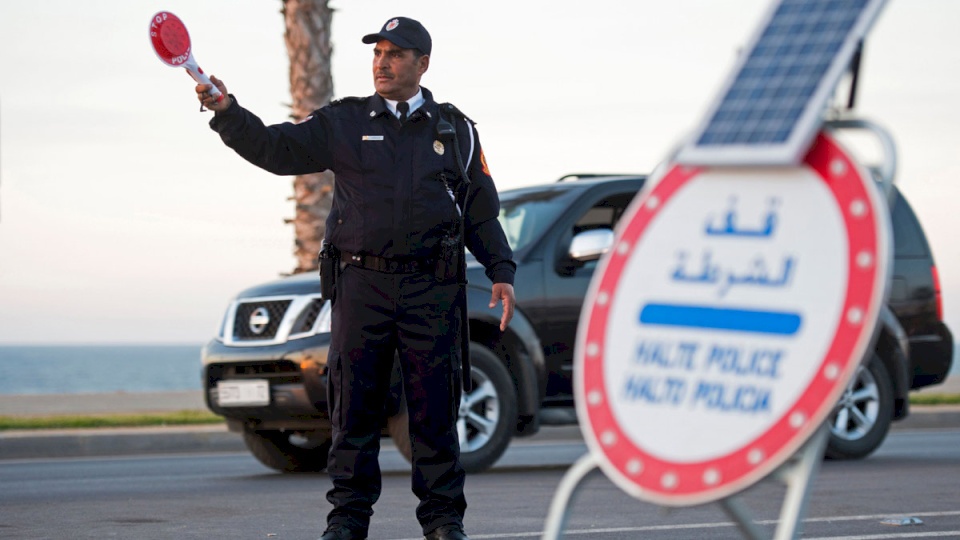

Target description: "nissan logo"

left=249, top=307, right=270, bottom=335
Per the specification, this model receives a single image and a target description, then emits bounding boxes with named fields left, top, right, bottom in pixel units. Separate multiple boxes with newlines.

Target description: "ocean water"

left=1, top=344, right=955, bottom=396
left=0, top=345, right=205, bottom=395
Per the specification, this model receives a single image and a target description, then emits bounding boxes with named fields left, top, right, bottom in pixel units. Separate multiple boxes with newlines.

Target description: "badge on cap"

left=386, top=19, right=399, bottom=31
left=433, top=140, right=445, bottom=155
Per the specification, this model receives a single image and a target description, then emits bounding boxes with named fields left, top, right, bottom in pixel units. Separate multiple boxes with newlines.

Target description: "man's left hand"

left=489, top=283, right=515, bottom=332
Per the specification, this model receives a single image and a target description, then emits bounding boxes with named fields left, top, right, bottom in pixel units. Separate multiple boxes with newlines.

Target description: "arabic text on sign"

left=704, top=197, right=780, bottom=238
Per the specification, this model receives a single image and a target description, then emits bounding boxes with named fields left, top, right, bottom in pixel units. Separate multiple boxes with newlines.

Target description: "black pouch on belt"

left=318, top=243, right=340, bottom=303
left=436, top=235, right=461, bottom=282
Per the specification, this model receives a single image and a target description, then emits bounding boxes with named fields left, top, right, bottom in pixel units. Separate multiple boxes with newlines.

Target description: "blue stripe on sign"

left=639, top=303, right=801, bottom=335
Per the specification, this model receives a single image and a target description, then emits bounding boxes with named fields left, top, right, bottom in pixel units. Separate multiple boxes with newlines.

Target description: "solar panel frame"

left=675, top=0, right=887, bottom=166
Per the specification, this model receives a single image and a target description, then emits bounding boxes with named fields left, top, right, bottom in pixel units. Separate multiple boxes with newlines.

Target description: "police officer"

left=196, top=16, right=515, bottom=540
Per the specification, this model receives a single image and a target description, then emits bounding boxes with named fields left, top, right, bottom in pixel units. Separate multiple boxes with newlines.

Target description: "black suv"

left=201, top=174, right=953, bottom=472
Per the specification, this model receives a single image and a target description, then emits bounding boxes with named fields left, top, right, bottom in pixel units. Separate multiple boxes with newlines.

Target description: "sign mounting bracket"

left=542, top=425, right=830, bottom=540
left=719, top=425, right=830, bottom=540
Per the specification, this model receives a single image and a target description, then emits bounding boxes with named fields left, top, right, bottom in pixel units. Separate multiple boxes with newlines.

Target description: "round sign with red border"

left=149, top=12, right=193, bottom=67
left=575, top=131, right=890, bottom=506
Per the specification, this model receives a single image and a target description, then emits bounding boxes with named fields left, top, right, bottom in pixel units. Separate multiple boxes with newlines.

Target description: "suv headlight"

left=314, top=299, right=332, bottom=334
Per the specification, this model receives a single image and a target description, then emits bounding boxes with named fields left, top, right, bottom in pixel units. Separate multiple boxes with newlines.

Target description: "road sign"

left=575, top=130, right=890, bottom=506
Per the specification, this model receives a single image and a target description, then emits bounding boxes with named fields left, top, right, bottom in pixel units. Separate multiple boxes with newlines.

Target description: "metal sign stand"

left=542, top=425, right=829, bottom=540
left=719, top=426, right=829, bottom=540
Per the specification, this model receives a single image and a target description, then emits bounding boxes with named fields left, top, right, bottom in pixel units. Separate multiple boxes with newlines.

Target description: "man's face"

left=372, top=40, right=429, bottom=101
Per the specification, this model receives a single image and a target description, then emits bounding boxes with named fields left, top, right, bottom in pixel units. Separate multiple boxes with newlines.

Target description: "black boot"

left=318, top=526, right=366, bottom=540
left=424, top=523, right=468, bottom=540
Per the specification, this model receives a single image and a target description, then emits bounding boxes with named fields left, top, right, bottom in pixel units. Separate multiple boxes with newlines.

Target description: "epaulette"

left=329, top=96, right=367, bottom=107
left=439, top=102, right=475, bottom=124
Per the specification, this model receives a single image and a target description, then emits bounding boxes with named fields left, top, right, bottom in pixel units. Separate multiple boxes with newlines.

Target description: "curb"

left=1, top=407, right=958, bottom=462
left=0, top=425, right=245, bottom=461
left=894, top=405, right=960, bottom=430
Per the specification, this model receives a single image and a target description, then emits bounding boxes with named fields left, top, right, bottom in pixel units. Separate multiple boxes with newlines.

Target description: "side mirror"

left=568, top=229, right=615, bottom=262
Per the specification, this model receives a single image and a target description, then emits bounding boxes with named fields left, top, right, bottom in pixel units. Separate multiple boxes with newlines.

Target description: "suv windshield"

left=496, top=185, right=584, bottom=253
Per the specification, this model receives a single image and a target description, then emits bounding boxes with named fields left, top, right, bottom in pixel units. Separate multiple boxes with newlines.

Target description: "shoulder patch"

left=329, top=96, right=366, bottom=107
left=439, top=102, right=475, bottom=124
left=480, top=149, right=491, bottom=176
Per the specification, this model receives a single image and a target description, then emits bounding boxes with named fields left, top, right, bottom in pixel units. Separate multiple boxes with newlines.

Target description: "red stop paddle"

left=149, top=11, right=223, bottom=103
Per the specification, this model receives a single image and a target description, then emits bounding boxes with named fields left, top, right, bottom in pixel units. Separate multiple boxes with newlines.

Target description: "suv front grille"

left=233, top=300, right=292, bottom=340
left=291, top=299, right=325, bottom=335
left=223, top=294, right=328, bottom=346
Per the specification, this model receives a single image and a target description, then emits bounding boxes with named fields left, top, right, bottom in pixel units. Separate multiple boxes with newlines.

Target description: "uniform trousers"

left=326, top=263, right=466, bottom=535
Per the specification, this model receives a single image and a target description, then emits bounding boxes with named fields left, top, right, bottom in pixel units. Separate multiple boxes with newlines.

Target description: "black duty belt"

left=340, top=250, right=434, bottom=274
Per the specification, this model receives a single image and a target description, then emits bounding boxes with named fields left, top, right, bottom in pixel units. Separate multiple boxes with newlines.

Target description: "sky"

left=1, top=0, right=959, bottom=348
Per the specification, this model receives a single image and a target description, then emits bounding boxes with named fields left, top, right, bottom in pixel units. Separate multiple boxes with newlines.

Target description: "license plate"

left=217, top=379, right=270, bottom=407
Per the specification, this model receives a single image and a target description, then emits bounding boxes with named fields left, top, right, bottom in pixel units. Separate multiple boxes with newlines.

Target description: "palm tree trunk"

left=282, top=0, right=334, bottom=274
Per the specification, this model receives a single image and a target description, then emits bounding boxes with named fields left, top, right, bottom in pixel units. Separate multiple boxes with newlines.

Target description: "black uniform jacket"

left=209, top=87, right=515, bottom=286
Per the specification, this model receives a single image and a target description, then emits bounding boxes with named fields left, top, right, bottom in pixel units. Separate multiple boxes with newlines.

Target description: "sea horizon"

left=0, top=344, right=207, bottom=395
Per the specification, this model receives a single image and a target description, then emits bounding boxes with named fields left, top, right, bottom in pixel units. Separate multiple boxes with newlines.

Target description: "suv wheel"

left=387, top=342, right=519, bottom=474
left=458, top=343, right=519, bottom=473
left=825, top=354, right=894, bottom=460
left=242, top=428, right=331, bottom=472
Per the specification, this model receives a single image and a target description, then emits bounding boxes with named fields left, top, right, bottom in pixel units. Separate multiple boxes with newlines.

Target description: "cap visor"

left=362, top=32, right=419, bottom=52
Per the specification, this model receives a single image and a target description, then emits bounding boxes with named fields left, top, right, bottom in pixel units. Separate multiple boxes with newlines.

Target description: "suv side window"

left=572, top=193, right=634, bottom=233
left=890, top=191, right=928, bottom=259
left=573, top=206, right=617, bottom=235
left=497, top=187, right=582, bottom=254
left=569, top=193, right=637, bottom=272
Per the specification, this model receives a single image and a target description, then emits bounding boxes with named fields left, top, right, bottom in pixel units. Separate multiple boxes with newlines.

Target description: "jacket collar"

left=367, top=87, right=437, bottom=123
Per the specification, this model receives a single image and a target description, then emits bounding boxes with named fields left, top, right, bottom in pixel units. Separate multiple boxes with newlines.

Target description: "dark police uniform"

left=209, top=87, right=515, bottom=537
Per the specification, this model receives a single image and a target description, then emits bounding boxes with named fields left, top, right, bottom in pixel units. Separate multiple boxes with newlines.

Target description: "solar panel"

left=675, top=0, right=887, bottom=166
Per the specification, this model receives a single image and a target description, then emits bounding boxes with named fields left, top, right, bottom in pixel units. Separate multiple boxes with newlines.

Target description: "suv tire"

left=825, top=354, right=894, bottom=460
left=242, top=428, right=331, bottom=472
left=388, top=342, right=519, bottom=474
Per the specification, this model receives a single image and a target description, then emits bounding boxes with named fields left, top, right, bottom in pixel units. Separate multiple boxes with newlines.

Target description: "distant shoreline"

left=0, top=343, right=205, bottom=348
left=0, top=344, right=203, bottom=395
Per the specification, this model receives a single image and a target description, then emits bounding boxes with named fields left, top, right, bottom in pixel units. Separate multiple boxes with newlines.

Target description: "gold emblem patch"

left=433, top=140, right=445, bottom=155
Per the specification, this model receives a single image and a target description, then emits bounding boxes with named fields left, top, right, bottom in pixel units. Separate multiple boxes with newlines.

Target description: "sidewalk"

left=0, top=390, right=206, bottom=416
left=1, top=376, right=958, bottom=461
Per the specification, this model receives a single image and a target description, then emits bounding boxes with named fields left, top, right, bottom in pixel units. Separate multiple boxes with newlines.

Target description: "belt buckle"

left=347, top=253, right=364, bottom=267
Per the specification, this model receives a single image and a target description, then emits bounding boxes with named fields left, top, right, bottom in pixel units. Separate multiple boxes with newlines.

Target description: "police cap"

left=362, top=17, right=432, bottom=56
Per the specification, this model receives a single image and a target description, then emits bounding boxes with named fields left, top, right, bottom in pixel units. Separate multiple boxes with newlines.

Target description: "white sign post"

left=543, top=131, right=890, bottom=538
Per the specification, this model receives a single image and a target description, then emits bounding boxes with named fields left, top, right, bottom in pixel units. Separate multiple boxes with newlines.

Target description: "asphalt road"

left=2, top=428, right=959, bottom=539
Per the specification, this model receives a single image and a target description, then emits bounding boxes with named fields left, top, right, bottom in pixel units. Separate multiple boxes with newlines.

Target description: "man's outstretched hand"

left=490, top=283, right=516, bottom=332
left=195, top=75, right=231, bottom=112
